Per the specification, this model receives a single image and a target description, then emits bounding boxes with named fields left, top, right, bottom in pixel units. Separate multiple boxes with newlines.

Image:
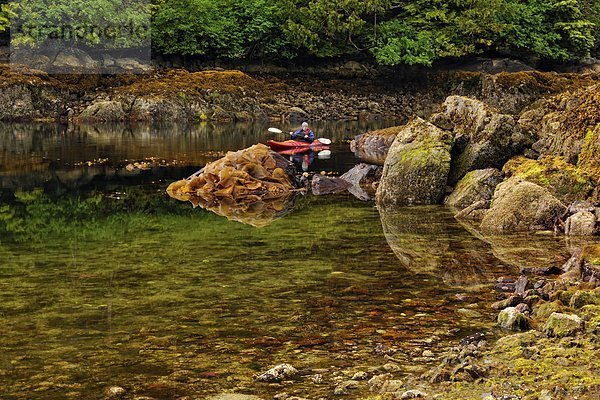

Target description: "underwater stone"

left=543, top=312, right=585, bottom=337
left=105, top=386, right=127, bottom=399
left=400, top=389, right=427, bottom=399
left=497, top=307, right=530, bottom=331
left=333, top=380, right=358, bottom=395
left=255, top=363, right=298, bottom=382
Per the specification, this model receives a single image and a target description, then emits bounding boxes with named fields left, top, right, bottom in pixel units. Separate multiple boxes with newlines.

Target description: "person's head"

left=302, top=122, right=309, bottom=132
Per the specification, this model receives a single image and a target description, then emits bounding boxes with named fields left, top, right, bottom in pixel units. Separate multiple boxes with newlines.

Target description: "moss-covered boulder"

left=502, top=156, right=596, bottom=203
left=480, top=177, right=566, bottom=232
left=445, top=168, right=503, bottom=211
left=498, top=307, right=530, bottom=331
left=430, top=96, right=533, bottom=183
left=569, top=289, right=600, bottom=309
left=543, top=312, right=585, bottom=337
left=376, top=117, right=453, bottom=206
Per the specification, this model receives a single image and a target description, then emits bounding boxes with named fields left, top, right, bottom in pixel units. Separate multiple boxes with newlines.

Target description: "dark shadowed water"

left=0, top=122, right=596, bottom=399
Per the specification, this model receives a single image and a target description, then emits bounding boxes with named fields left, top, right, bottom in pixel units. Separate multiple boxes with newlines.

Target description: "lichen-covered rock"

left=376, top=117, right=453, bottom=206
left=497, top=307, right=530, bottom=331
left=430, top=96, right=532, bottom=183
left=255, top=363, right=298, bottom=382
left=564, top=211, right=598, bottom=236
left=350, top=126, right=404, bottom=165
left=543, top=312, right=584, bottom=337
left=480, top=177, right=566, bottom=232
left=502, top=156, right=597, bottom=203
left=445, top=168, right=503, bottom=211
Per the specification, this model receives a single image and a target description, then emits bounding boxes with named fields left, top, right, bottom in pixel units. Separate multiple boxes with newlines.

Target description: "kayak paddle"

left=267, top=127, right=332, bottom=145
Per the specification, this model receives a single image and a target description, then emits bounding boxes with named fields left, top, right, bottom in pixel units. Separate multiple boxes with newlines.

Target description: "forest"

left=0, top=0, right=598, bottom=66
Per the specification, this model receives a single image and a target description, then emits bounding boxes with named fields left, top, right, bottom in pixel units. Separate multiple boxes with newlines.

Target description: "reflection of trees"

left=0, top=188, right=194, bottom=243
left=378, top=204, right=513, bottom=288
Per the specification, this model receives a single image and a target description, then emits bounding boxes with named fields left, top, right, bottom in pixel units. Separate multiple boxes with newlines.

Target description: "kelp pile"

left=167, top=144, right=298, bottom=227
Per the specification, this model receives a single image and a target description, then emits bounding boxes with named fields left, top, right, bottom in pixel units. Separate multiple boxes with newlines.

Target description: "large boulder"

left=430, top=96, right=533, bottom=183
left=543, top=313, right=585, bottom=337
left=350, top=126, right=404, bottom=165
left=445, top=168, right=504, bottom=211
left=480, top=177, right=567, bottom=232
left=564, top=212, right=598, bottom=236
left=376, top=117, right=453, bottom=206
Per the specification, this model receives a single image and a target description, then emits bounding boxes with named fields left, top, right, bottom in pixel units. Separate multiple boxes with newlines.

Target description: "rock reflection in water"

left=167, top=144, right=299, bottom=227
left=378, top=204, right=511, bottom=288
left=457, top=218, right=598, bottom=270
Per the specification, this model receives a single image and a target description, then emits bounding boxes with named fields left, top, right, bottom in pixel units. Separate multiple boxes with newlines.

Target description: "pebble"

left=383, top=362, right=401, bottom=372
left=351, top=371, right=368, bottom=380
left=422, top=350, right=434, bottom=357
left=255, top=364, right=298, bottom=382
left=333, top=380, right=358, bottom=395
left=105, top=386, right=126, bottom=399
left=401, top=390, right=427, bottom=399
left=311, top=374, right=323, bottom=384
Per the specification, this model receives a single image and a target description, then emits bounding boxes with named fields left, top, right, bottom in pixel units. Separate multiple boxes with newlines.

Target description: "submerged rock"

left=376, top=117, right=453, bottom=206
left=255, top=363, right=298, bottom=382
left=480, top=177, right=566, bottom=232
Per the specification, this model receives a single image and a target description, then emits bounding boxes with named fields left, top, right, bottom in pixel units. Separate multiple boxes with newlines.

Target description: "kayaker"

left=290, top=122, right=315, bottom=143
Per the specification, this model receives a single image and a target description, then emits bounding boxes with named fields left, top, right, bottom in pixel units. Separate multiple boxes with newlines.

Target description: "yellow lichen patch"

left=166, top=144, right=297, bottom=227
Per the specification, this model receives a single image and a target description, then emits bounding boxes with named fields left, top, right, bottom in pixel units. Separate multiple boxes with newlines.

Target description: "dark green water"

left=0, top=122, right=594, bottom=399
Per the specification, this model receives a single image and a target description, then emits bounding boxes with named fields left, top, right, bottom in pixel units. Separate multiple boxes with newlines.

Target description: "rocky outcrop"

left=431, top=96, right=533, bottom=183
left=376, top=117, right=453, bottom=206
left=445, top=168, right=503, bottom=211
left=480, top=177, right=566, bottom=232
left=350, top=126, right=404, bottom=165
left=520, top=84, right=599, bottom=165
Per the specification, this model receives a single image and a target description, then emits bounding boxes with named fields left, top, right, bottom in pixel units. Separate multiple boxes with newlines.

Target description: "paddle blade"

left=317, top=138, right=332, bottom=145
left=317, top=150, right=331, bottom=159
left=268, top=127, right=283, bottom=134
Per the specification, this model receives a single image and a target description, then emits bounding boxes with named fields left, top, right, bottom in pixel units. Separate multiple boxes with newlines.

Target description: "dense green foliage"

left=1, top=0, right=598, bottom=65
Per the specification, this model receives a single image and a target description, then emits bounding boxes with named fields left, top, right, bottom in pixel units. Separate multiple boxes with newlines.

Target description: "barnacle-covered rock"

left=167, top=144, right=298, bottom=227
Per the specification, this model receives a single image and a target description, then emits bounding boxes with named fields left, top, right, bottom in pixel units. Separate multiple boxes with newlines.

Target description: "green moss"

left=533, top=300, right=565, bottom=319
left=502, top=156, right=596, bottom=203
left=544, top=313, right=585, bottom=337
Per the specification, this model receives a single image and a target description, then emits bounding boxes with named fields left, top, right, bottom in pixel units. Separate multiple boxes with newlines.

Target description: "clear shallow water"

left=0, top=122, right=596, bottom=399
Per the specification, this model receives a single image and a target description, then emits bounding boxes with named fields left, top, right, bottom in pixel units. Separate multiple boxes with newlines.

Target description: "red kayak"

left=267, top=140, right=329, bottom=151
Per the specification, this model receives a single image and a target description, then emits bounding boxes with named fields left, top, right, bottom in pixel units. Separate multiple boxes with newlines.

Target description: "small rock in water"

left=105, top=386, right=127, bottom=399
left=255, top=364, right=298, bottom=382
left=400, top=389, right=427, bottom=399
left=379, top=379, right=404, bottom=394
left=274, top=393, right=288, bottom=400
left=311, top=374, right=324, bottom=384
left=422, top=350, right=434, bottom=357
left=351, top=371, right=368, bottom=380
left=367, top=373, right=393, bottom=390
left=383, top=362, right=401, bottom=372
left=374, top=343, right=396, bottom=355
left=333, top=380, right=358, bottom=395
left=459, top=332, right=485, bottom=346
